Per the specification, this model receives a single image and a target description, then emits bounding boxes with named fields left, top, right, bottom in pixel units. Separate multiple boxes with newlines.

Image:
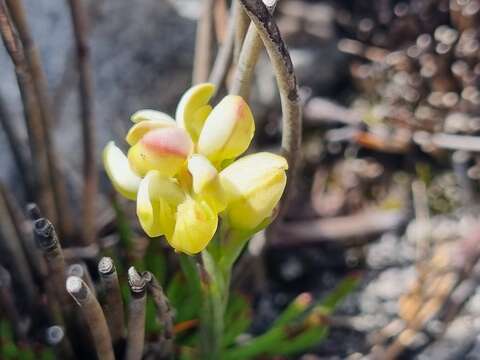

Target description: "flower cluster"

left=103, top=83, right=288, bottom=255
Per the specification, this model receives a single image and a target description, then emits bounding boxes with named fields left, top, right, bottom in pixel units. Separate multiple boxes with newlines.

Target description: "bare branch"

left=126, top=267, right=147, bottom=360
left=67, top=0, right=98, bottom=246
left=193, top=0, right=214, bottom=84
left=238, top=0, right=302, bottom=213
left=0, top=2, right=56, bottom=221
left=230, top=0, right=277, bottom=99
left=98, top=257, right=126, bottom=344
left=143, top=271, right=175, bottom=358
left=67, top=276, right=115, bottom=360
left=5, top=0, right=75, bottom=240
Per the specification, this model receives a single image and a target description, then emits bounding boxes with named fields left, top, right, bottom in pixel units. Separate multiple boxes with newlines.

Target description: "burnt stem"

left=143, top=271, right=175, bottom=358
left=66, top=276, right=114, bottom=360
left=98, top=257, right=125, bottom=344
left=125, top=267, right=147, bottom=360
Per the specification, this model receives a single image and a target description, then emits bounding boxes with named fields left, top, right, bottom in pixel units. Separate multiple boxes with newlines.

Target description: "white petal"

left=103, top=141, right=141, bottom=200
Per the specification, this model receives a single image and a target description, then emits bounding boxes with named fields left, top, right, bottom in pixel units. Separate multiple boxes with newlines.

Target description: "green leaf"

left=222, top=294, right=252, bottom=348
left=269, top=326, right=329, bottom=356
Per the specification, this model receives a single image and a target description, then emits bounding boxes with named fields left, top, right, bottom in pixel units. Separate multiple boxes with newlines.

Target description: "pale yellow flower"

left=103, top=83, right=288, bottom=254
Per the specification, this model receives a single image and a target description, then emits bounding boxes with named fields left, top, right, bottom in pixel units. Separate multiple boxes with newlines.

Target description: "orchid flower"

left=103, top=83, right=288, bottom=255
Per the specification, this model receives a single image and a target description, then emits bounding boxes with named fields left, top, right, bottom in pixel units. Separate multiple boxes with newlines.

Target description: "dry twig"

left=67, top=276, right=115, bottom=360
left=0, top=2, right=56, bottom=221
left=67, top=0, right=97, bottom=246
left=230, top=0, right=277, bottom=99
left=193, top=0, right=214, bottom=84
left=126, top=267, right=147, bottom=360
left=98, top=257, right=126, bottom=344
left=143, top=271, right=175, bottom=358
left=238, top=0, right=302, bottom=214
left=5, top=0, right=75, bottom=240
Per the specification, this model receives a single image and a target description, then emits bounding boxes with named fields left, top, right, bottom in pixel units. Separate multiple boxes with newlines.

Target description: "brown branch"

left=193, top=0, right=214, bottom=84
left=238, top=0, right=302, bottom=214
left=143, top=271, right=174, bottom=358
left=0, top=2, right=56, bottom=221
left=208, top=0, right=239, bottom=92
left=67, top=262, right=96, bottom=297
left=53, top=0, right=105, bottom=120
left=67, top=0, right=97, bottom=246
left=67, top=276, right=115, bottom=360
left=98, top=257, right=126, bottom=344
left=0, top=94, right=33, bottom=197
left=126, top=267, right=147, bottom=360
left=0, top=186, right=36, bottom=306
left=5, top=0, right=75, bottom=240
left=230, top=0, right=277, bottom=99
left=0, top=265, right=28, bottom=340
left=32, top=215, right=71, bottom=312
left=233, top=2, right=249, bottom=63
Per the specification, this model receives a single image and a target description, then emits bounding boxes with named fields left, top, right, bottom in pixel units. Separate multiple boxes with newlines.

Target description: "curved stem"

left=238, top=0, right=302, bottom=214
left=229, top=0, right=277, bottom=100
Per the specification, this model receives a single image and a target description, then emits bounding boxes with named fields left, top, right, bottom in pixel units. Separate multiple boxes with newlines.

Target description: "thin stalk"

left=67, top=262, right=96, bottom=298
left=125, top=267, right=147, bottom=360
left=98, top=257, right=126, bottom=344
left=238, top=0, right=302, bottom=214
left=193, top=0, right=214, bottom=84
left=208, top=0, right=239, bottom=92
left=0, top=187, right=36, bottom=306
left=32, top=216, right=71, bottom=312
left=66, top=276, right=115, bottom=360
left=0, top=95, right=33, bottom=197
left=230, top=0, right=277, bottom=99
left=143, top=271, right=174, bottom=358
left=0, top=265, right=28, bottom=340
left=67, top=0, right=97, bottom=246
left=0, top=3, right=56, bottom=221
left=233, top=2, right=249, bottom=63
left=5, top=0, right=75, bottom=240
left=53, top=0, right=106, bottom=121
left=45, top=325, right=74, bottom=359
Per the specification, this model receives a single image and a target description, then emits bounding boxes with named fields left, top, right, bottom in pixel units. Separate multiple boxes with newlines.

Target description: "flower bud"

left=168, top=196, right=218, bottom=254
left=103, top=141, right=141, bottom=200
left=219, top=152, right=288, bottom=230
left=197, top=95, right=255, bottom=164
left=176, top=83, right=215, bottom=142
left=128, top=127, right=193, bottom=177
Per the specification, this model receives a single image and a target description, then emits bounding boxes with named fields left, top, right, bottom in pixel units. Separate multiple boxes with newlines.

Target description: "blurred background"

left=3, top=0, right=480, bottom=359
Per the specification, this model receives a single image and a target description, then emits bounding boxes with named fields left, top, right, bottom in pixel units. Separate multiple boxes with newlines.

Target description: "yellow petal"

left=197, top=95, right=255, bottom=164
left=128, top=127, right=193, bottom=177
left=175, top=83, right=215, bottom=141
left=130, top=109, right=176, bottom=124
left=126, top=119, right=176, bottom=146
left=167, top=196, right=218, bottom=255
left=187, top=155, right=226, bottom=213
left=187, top=154, right=217, bottom=193
left=136, top=171, right=182, bottom=238
left=103, top=141, right=141, bottom=200
left=219, top=152, right=288, bottom=230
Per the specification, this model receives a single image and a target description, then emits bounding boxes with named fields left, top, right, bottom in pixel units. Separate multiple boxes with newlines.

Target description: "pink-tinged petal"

left=219, top=152, right=288, bottom=230
left=197, top=95, right=255, bottom=164
left=128, top=128, right=193, bottom=177
left=142, top=127, right=193, bottom=157
left=126, top=117, right=176, bottom=146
